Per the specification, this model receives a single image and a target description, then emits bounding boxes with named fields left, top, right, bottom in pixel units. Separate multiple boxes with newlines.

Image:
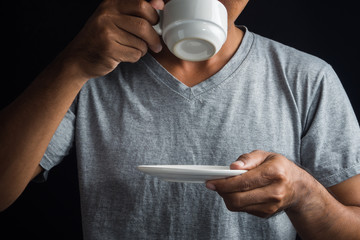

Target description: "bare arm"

left=206, top=150, right=360, bottom=239
left=0, top=0, right=163, bottom=211
left=286, top=174, right=360, bottom=240
left=0, top=55, right=88, bottom=211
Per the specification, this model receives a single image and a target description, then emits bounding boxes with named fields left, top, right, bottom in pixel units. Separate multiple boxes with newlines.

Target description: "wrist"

left=53, top=51, right=91, bottom=86
left=285, top=167, right=343, bottom=226
left=286, top=168, right=326, bottom=214
left=36, top=52, right=90, bottom=92
left=30, top=56, right=89, bottom=103
left=284, top=168, right=358, bottom=240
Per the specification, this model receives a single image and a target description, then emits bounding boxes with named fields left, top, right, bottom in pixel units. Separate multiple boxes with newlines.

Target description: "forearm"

left=286, top=172, right=360, bottom=239
left=0, top=55, right=88, bottom=211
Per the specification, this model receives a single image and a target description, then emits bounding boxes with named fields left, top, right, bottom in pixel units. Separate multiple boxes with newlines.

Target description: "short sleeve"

left=35, top=100, right=77, bottom=182
left=300, top=65, right=360, bottom=187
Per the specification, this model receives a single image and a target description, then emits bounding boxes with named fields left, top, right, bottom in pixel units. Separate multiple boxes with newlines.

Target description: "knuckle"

left=267, top=164, right=286, bottom=180
left=136, top=40, right=148, bottom=55
left=132, top=50, right=143, bottom=62
left=271, top=190, right=285, bottom=203
left=276, top=171, right=288, bottom=182
left=94, top=7, right=112, bottom=24
left=125, top=49, right=142, bottom=63
left=137, top=0, right=148, bottom=13
left=100, top=27, right=114, bottom=41
left=261, top=163, right=287, bottom=182
left=140, top=43, right=149, bottom=55
left=92, top=17, right=113, bottom=38
left=265, top=205, right=280, bottom=217
left=273, top=164, right=288, bottom=181
left=135, top=18, right=150, bottom=32
left=269, top=185, right=287, bottom=203
left=238, top=153, right=251, bottom=161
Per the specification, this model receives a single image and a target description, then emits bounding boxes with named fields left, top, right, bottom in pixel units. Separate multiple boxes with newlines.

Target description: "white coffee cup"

left=153, top=0, right=228, bottom=62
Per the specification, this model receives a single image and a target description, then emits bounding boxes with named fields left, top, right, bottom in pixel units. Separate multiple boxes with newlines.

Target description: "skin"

left=0, top=0, right=359, bottom=239
left=153, top=0, right=246, bottom=87
left=206, top=151, right=360, bottom=239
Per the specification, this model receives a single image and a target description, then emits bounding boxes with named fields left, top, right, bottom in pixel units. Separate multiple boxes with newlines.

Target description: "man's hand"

left=206, top=150, right=360, bottom=239
left=206, top=150, right=306, bottom=218
left=59, top=0, right=164, bottom=80
left=1, top=0, right=167, bottom=211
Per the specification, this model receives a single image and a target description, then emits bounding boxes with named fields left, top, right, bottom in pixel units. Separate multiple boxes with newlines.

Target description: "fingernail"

left=236, top=161, right=245, bottom=167
left=154, top=44, right=162, bottom=53
left=230, top=160, right=245, bottom=169
left=206, top=182, right=216, bottom=191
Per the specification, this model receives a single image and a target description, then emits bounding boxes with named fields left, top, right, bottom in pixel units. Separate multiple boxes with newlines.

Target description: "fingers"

left=219, top=184, right=286, bottom=215
left=112, top=1, right=162, bottom=53
left=106, top=22, right=148, bottom=61
left=206, top=151, right=299, bottom=218
left=98, top=0, right=162, bottom=52
left=206, top=169, right=273, bottom=193
left=149, top=0, right=165, bottom=10
left=230, top=150, right=276, bottom=170
left=113, top=14, right=162, bottom=53
left=217, top=180, right=293, bottom=218
left=207, top=151, right=290, bottom=193
left=64, top=0, right=164, bottom=78
left=206, top=150, right=273, bottom=193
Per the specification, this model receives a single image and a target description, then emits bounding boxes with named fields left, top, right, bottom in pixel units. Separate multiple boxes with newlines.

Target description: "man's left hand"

left=206, top=150, right=308, bottom=218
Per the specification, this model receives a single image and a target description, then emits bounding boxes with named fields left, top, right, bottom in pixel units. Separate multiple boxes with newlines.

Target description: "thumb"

left=149, top=0, right=165, bottom=10
left=230, top=150, right=270, bottom=170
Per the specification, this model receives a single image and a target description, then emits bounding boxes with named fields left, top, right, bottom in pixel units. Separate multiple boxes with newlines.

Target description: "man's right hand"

left=1, top=0, right=166, bottom=211
left=60, top=0, right=164, bottom=80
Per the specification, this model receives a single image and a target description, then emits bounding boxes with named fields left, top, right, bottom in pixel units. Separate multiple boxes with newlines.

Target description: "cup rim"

left=173, top=38, right=217, bottom=61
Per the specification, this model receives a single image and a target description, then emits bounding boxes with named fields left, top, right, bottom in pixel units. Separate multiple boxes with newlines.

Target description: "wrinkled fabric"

left=40, top=27, right=360, bottom=240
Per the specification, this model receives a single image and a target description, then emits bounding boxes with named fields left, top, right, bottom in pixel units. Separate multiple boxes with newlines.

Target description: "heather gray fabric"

left=40, top=26, right=360, bottom=240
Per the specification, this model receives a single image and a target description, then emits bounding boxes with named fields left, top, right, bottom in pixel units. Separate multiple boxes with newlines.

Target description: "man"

left=1, top=0, right=359, bottom=239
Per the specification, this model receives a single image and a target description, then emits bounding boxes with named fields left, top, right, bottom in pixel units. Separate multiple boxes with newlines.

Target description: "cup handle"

left=153, top=9, right=163, bottom=35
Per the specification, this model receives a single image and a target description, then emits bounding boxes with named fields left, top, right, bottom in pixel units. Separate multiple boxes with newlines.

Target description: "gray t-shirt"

left=40, top=26, right=360, bottom=240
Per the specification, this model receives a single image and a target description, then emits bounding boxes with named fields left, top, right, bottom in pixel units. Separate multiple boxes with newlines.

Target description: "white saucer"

left=137, top=165, right=247, bottom=183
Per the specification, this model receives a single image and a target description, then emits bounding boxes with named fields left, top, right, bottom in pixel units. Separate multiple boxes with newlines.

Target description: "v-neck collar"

left=141, top=26, right=254, bottom=100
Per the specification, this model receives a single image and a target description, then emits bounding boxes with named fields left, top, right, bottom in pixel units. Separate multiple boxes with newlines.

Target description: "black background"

left=1, top=0, right=359, bottom=239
